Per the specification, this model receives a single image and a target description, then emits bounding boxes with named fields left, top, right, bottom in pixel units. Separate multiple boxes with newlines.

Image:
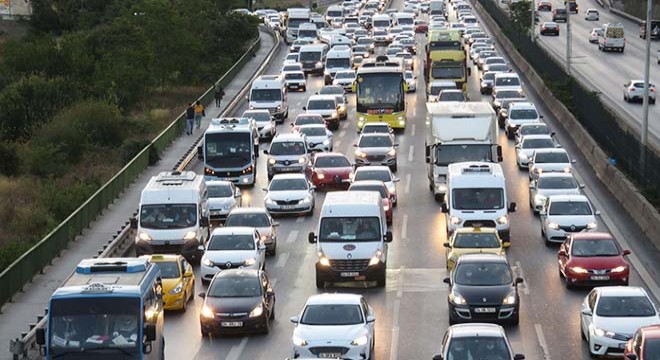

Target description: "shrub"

left=0, top=142, right=19, bottom=176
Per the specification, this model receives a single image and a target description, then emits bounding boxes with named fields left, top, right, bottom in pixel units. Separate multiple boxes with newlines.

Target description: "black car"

left=199, top=269, right=275, bottom=336
left=552, top=8, right=568, bottom=22
left=444, top=254, right=523, bottom=325
left=540, top=22, right=560, bottom=36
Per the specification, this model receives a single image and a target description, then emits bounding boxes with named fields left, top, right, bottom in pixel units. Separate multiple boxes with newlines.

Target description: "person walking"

left=185, top=103, right=195, bottom=135
left=214, top=85, right=225, bottom=107
left=194, top=101, right=205, bottom=129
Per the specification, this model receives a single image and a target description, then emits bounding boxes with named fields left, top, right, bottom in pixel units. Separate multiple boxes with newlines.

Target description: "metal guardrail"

left=7, top=25, right=280, bottom=360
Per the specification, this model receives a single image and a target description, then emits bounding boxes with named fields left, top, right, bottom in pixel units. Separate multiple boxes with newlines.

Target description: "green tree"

left=509, top=1, right=533, bottom=34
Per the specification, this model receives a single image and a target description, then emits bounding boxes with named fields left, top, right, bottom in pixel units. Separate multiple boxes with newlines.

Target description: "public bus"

left=36, top=258, right=165, bottom=359
left=354, top=56, right=408, bottom=130
left=425, top=30, right=469, bottom=94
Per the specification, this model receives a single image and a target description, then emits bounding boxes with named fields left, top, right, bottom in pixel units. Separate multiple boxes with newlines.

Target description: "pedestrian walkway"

left=0, top=27, right=277, bottom=356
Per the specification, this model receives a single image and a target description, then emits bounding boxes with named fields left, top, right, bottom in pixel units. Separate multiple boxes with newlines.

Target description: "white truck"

left=425, top=102, right=502, bottom=202
left=286, top=8, right=311, bottom=44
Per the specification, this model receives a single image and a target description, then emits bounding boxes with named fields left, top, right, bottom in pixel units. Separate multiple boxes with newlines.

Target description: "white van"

left=393, top=12, right=415, bottom=31
left=372, top=14, right=391, bottom=31
left=308, top=191, right=393, bottom=288
left=132, top=171, right=210, bottom=263
left=324, top=45, right=353, bottom=84
left=325, top=5, right=344, bottom=22
left=442, top=162, right=517, bottom=245
left=249, top=75, right=288, bottom=120
left=297, top=22, right=319, bottom=43
left=299, top=43, right=328, bottom=75
left=598, top=23, right=625, bottom=53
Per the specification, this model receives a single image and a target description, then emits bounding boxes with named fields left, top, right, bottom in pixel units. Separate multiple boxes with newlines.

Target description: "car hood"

left=205, top=296, right=261, bottom=314
left=537, top=187, right=581, bottom=197
left=314, top=166, right=353, bottom=176
left=594, top=315, right=660, bottom=336
left=208, top=197, right=236, bottom=210
left=358, top=147, right=393, bottom=155
left=294, top=324, right=367, bottom=342
left=267, top=190, right=310, bottom=201
left=454, top=284, right=512, bottom=306
left=203, top=249, right=257, bottom=263
left=568, top=255, right=627, bottom=270
left=309, top=109, right=335, bottom=116
left=162, top=278, right=182, bottom=293
left=306, top=135, right=330, bottom=145
left=547, top=215, right=596, bottom=225
left=319, top=241, right=382, bottom=260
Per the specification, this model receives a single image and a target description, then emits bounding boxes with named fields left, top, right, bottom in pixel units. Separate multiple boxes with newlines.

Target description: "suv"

left=263, top=133, right=310, bottom=179
left=303, top=95, right=340, bottom=130
left=552, top=8, right=568, bottom=22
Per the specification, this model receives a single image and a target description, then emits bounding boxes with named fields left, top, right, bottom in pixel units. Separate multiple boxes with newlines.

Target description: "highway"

left=140, top=0, right=660, bottom=359
left=532, top=0, right=660, bottom=148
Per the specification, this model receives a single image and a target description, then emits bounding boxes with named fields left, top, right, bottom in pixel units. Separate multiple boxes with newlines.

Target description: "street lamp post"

left=531, top=0, right=535, bottom=41
left=566, top=6, right=572, bottom=75
left=640, top=0, right=652, bottom=172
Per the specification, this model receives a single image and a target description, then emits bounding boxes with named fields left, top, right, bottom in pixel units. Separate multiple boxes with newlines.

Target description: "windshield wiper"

left=52, top=346, right=134, bottom=359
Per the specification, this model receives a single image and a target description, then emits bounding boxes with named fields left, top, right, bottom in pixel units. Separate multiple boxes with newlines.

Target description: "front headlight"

left=298, top=157, right=306, bottom=164
left=587, top=222, right=597, bottom=230
left=293, top=335, right=308, bottom=347
left=569, top=266, right=588, bottom=274
left=387, top=148, right=396, bottom=156
left=184, top=231, right=197, bottom=241
left=169, top=282, right=183, bottom=295
left=369, top=250, right=383, bottom=266
left=249, top=303, right=264, bottom=318
left=397, top=116, right=404, bottom=121
left=323, top=139, right=330, bottom=145
left=265, top=197, right=275, bottom=205
left=449, top=289, right=467, bottom=305
left=548, top=222, right=560, bottom=230
left=496, top=215, right=509, bottom=225
left=355, top=150, right=367, bottom=158
left=358, top=116, right=365, bottom=121
left=563, top=167, right=572, bottom=173
left=534, top=194, right=547, bottom=205
left=351, top=335, right=369, bottom=346
left=332, top=111, right=338, bottom=118
left=201, top=258, right=213, bottom=267
left=592, top=326, right=615, bottom=338
left=316, top=61, right=323, bottom=67
left=301, top=197, right=312, bottom=204
left=316, top=173, right=325, bottom=179
left=201, top=304, right=215, bottom=318
left=449, top=216, right=462, bottom=225
left=138, top=232, right=152, bottom=241
left=268, top=158, right=276, bottom=165
left=244, top=257, right=257, bottom=266
left=611, top=266, right=627, bottom=273
left=502, top=289, right=517, bottom=304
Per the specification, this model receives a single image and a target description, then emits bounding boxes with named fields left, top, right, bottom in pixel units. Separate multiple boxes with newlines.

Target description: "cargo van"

left=131, top=171, right=210, bottom=263
left=372, top=14, right=391, bottom=31
left=297, top=22, right=319, bottom=43
left=324, top=45, right=353, bottom=84
left=598, top=23, right=625, bottom=53
left=249, top=75, right=289, bottom=120
left=299, top=43, right=328, bottom=75
left=308, top=191, right=393, bottom=288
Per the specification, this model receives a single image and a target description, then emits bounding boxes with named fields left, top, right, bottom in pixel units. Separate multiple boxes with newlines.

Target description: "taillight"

left=651, top=88, right=657, bottom=92
left=629, top=87, right=635, bottom=92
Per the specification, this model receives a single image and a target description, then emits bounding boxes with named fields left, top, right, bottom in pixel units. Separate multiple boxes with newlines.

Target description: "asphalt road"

left=531, top=0, right=660, bottom=148
left=148, top=1, right=660, bottom=359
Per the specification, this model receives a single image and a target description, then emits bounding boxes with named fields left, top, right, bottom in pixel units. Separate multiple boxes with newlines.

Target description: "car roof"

left=354, top=165, right=391, bottom=173
left=537, top=172, right=575, bottom=179
left=205, top=180, right=234, bottom=187
left=141, top=254, right=182, bottom=263
left=314, top=152, right=347, bottom=158
left=509, top=102, right=536, bottom=109
left=449, top=323, right=506, bottom=338
left=210, top=226, right=255, bottom=235
left=547, top=194, right=589, bottom=202
left=214, top=268, right=260, bottom=279
left=308, top=94, right=339, bottom=101
left=271, top=173, right=308, bottom=180
left=350, top=180, right=387, bottom=188
left=521, top=134, right=554, bottom=140
left=597, top=286, right=648, bottom=297
left=640, top=325, right=660, bottom=338
left=273, top=133, right=305, bottom=141
left=228, top=207, right=268, bottom=215
left=571, top=232, right=615, bottom=241
left=306, top=293, right=362, bottom=305
left=456, top=253, right=508, bottom=264
left=533, top=148, right=567, bottom=154
left=298, top=124, right=328, bottom=130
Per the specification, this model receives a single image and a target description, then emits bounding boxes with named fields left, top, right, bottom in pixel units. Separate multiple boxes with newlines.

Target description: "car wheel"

left=651, top=98, right=656, bottom=104
left=510, top=312, right=519, bottom=325
left=181, top=291, right=188, bottom=312
left=269, top=243, right=276, bottom=256
left=316, top=276, right=325, bottom=289
left=391, top=163, right=397, bottom=173
left=262, top=316, right=270, bottom=334
left=565, top=277, right=574, bottom=289
left=201, top=327, right=210, bottom=338
left=302, top=86, right=307, bottom=92
left=376, top=267, right=386, bottom=287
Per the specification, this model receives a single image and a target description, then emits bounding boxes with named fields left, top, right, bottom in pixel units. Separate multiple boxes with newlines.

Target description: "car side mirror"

left=200, top=217, right=209, bottom=227
left=36, top=328, right=45, bottom=346
left=528, top=182, right=535, bottom=189
left=393, top=177, right=401, bottom=183
left=308, top=232, right=317, bottom=244
left=508, top=202, right=517, bottom=212
left=289, top=316, right=299, bottom=324
left=443, top=242, right=451, bottom=248
left=197, top=145, right=203, bottom=160
left=302, top=106, right=307, bottom=111
left=198, top=292, right=206, bottom=299
left=515, top=277, right=524, bottom=284
left=393, top=143, right=400, bottom=147
left=443, top=277, right=451, bottom=285
left=384, top=231, right=393, bottom=243
left=235, top=189, right=242, bottom=198
left=514, top=355, right=525, bottom=360
left=595, top=210, right=601, bottom=216
left=558, top=249, right=567, bottom=256
left=433, top=355, right=444, bottom=360
left=579, top=183, right=586, bottom=189
left=571, top=159, right=577, bottom=164
left=144, top=324, right=156, bottom=342
left=184, top=270, right=193, bottom=278
left=441, top=203, right=449, bottom=213
left=130, top=217, right=138, bottom=229
left=623, top=249, right=632, bottom=256
left=263, top=149, right=269, bottom=155
left=367, top=315, right=376, bottom=323
left=467, top=67, right=471, bottom=76
left=273, top=222, right=280, bottom=227
left=581, top=308, right=592, bottom=316
left=262, top=187, right=268, bottom=192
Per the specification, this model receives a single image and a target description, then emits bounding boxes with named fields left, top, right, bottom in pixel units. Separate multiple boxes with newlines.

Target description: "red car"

left=624, top=325, right=660, bottom=359
left=348, top=180, right=393, bottom=224
left=537, top=0, right=552, bottom=11
left=557, top=232, right=631, bottom=288
left=306, top=152, right=353, bottom=189
left=415, top=20, right=428, bottom=34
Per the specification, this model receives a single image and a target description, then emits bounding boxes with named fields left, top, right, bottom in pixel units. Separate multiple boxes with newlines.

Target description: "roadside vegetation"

left=0, top=0, right=259, bottom=268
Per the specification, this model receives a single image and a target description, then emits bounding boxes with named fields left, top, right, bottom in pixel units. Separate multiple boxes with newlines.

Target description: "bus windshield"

left=319, top=217, right=381, bottom=242
left=436, top=145, right=493, bottom=166
left=205, top=132, right=253, bottom=168
left=356, top=73, right=405, bottom=113
left=49, top=297, right=140, bottom=357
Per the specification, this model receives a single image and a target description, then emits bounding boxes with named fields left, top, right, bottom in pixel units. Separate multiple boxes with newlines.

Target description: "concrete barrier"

left=471, top=0, right=660, bottom=249
left=610, top=7, right=643, bottom=24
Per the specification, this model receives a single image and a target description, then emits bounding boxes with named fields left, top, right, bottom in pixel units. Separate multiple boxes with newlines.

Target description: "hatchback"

left=540, top=22, right=560, bottom=36
left=624, top=80, right=657, bottom=104
left=433, top=324, right=525, bottom=360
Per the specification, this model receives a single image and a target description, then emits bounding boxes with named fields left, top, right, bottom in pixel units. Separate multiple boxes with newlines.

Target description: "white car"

left=540, top=194, right=599, bottom=245
left=205, top=180, right=242, bottom=222
left=332, top=69, right=357, bottom=92
left=352, top=165, right=400, bottom=205
left=515, top=134, right=558, bottom=168
left=404, top=70, right=417, bottom=92
left=360, top=122, right=395, bottom=140
left=394, top=52, right=414, bottom=70
left=283, top=71, right=307, bottom=92
left=242, top=109, right=276, bottom=140
left=623, top=80, right=657, bottom=104
left=284, top=52, right=299, bottom=65
left=581, top=286, right=660, bottom=357
left=290, top=294, right=376, bottom=360
left=224, top=207, right=279, bottom=256
left=264, top=174, right=315, bottom=216
left=528, top=148, right=575, bottom=180
left=504, top=102, right=542, bottom=139
left=515, top=122, right=553, bottom=144
left=200, top=227, right=265, bottom=284
left=584, top=8, right=599, bottom=21
left=298, top=124, right=334, bottom=152
left=528, top=173, right=583, bottom=213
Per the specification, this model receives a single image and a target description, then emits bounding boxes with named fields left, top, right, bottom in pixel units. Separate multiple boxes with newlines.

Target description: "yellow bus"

left=354, top=56, right=408, bottom=130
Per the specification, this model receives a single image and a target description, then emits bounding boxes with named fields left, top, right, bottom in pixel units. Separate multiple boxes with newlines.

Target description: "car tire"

left=262, top=317, right=270, bottom=334
left=510, top=312, right=520, bottom=325
left=270, top=304, right=275, bottom=320
left=269, top=243, right=276, bottom=256
left=201, top=327, right=210, bottom=338
left=316, top=276, right=325, bottom=289
left=302, top=86, right=307, bottom=92
left=376, top=267, right=387, bottom=287
left=181, top=291, right=188, bottom=312
left=391, top=163, right=397, bottom=173
left=651, top=98, right=656, bottom=104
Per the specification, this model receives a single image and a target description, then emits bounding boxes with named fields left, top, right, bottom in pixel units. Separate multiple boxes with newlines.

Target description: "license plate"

left=221, top=321, right=242, bottom=327
left=474, top=307, right=496, bottom=313
left=290, top=85, right=298, bottom=88
left=280, top=167, right=297, bottom=172
left=340, top=272, right=360, bottom=277
left=591, top=275, right=610, bottom=281
left=320, top=354, right=342, bottom=359
left=281, top=205, right=297, bottom=210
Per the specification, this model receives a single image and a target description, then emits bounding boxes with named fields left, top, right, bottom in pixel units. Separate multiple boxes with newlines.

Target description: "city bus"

left=425, top=30, right=469, bottom=94
left=36, top=258, right=165, bottom=359
left=353, top=56, right=408, bottom=131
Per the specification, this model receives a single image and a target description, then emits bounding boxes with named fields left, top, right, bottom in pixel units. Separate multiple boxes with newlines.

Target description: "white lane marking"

left=408, top=145, right=414, bottom=162
left=342, top=122, right=349, bottom=129
left=389, top=299, right=400, bottom=360
left=397, top=266, right=404, bottom=298
left=335, top=140, right=342, bottom=147
left=401, top=214, right=409, bottom=240
left=225, top=337, right=248, bottom=360
left=275, top=252, right=290, bottom=268
left=339, top=130, right=346, bottom=137
left=404, top=173, right=411, bottom=194
left=296, top=216, right=304, bottom=223
left=286, top=230, right=299, bottom=243
left=514, top=261, right=530, bottom=295
left=411, top=124, right=416, bottom=136
left=534, top=324, right=552, bottom=360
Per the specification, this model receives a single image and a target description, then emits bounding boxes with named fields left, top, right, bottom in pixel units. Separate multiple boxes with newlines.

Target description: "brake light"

left=651, top=88, right=657, bottom=92
left=629, top=87, right=635, bottom=92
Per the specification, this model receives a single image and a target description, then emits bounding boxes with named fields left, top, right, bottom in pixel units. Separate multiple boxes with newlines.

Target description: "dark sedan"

left=540, top=22, right=560, bottom=36
left=444, top=254, right=523, bottom=325
left=200, top=269, right=275, bottom=336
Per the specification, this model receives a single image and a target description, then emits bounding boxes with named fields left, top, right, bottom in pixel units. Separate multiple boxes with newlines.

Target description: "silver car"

left=206, top=180, right=242, bottom=222
left=298, top=124, right=334, bottom=152
left=242, top=109, right=276, bottom=140
left=515, top=122, right=553, bottom=144
left=528, top=148, right=575, bottom=180
left=529, top=173, right=583, bottom=213
left=353, top=133, right=399, bottom=172
left=515, top=134, right=558, bottom=169
left=263, top=174, right=315, bottom=216
left=224, top=207, right=279, bottom=255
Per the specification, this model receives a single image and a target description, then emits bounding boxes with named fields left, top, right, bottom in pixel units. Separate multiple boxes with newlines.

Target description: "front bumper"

left=448, top=302, right=518, bottom=324
left=201, top=313, right=269, bottom=335
left=311, top=174, right=350, bottom=188
left=135, top=240, right=203, bottom=262
left=315, top=260, right=385, bottom=283
left=163, top=292, right=187, bottom=311
left=209, top=209, right=231, bottom=221
left=544, top=227, right=595, bottom=243
left=267, top=164, right=306, bottom=177
left=265, top=201, right=313, bottom=214
left=292, top=341, right=369, bottom=359
left=354, top=156, right=396, bottom=167
left=588, top=331, right=628, bottom=356
left=286, top=82, right=306, bottom=91
left=565, top=269, right=628, bottom=287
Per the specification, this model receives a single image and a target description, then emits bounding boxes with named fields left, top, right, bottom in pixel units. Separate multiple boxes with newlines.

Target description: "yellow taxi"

left=140, top=254, right=194, bottom=311
left=444, top=227, right=505, bottom=270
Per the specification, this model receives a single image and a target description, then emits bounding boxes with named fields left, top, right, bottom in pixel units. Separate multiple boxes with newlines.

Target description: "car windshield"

left=359, top=135, right=393, bottom=147
left=353, top=46, right=368, bottom=53
left=336, top=72, right=356, bottom=79
left=299, top=51, right=322, bottom=61
left=488, top=64, right=509, bottom=72
left=153, top=261, right=180, bottom=279
left=522, top=138, right=555, bottom=149
left=453, top=233, right=500, bottom=248
left=596, top=296, right=656, bottom=317
left=300, top=127, right=327, bottom=136
left=208, top=234, right=255, bottom=251
left=495, top=90, right=522, bottom=99
left=534, top=152, right=569, bottom=163
left=301, top=304, right=363, bottom=325
left=455, top=262, right=512, bottom=286
left=521, top=125, right=550, bottom=135
left=269, top=178, right=308, bottom=191
left=269, top=141, right=306, bottom=155
left=354, top=170, right=392, bottom=182
left=447, top=337, right=511, bottom=360
left=208, top=276, right=261, bottom=297
left=538, top=177, right=578, bottom=189
left=644, top=339, right=660, bottom=358
left=140, top=204, right=197, bottom=230
left=358, top=38, right=374, bottom=45
left=308, top=99, right=336, bottom=110
left=225, top=213, right=270, bottom=228
left=483, top=72, right=496, bottom=81
left=251, top=88, right=281, bottom=102
left=207, top=184, right=233, bottom=198
left=439, top=92, right=465, bottom=102
left=350, top=184, right=387, bottom=198
left=430, top=85, right=456, bottom=95
left=320, top=87, right=344, bottom=95
left=295, top=116, right=324, bottom=126
left=315, top=156, right=350, bottom=168
left=285, top=72, right=305, bottom=80
left=327, top=58, right=351, bottom=68
left=548, top=201, right=592, bottom=215
left=283, top=65, right=301, bottom=72
left=319, top=217, right=381, bottom=242
left=452, top=188, right=504, bottom=210
left=243, top=111, right=271, bottom=123
left=571, top=239, right=620, bottom=257
left=510, top=109, right=538, bottom=120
